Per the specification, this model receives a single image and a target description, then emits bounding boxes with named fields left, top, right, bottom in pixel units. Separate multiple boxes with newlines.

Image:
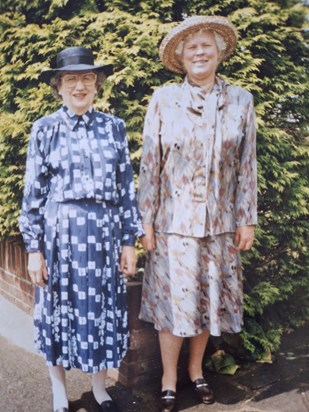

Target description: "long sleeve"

left=137, top=90, right=162, bottom=225
left=235, top=94, right=258, bottom=227
left=116, top=120, right=144, bottom=246
left=19, top=124, right=49, bottom=252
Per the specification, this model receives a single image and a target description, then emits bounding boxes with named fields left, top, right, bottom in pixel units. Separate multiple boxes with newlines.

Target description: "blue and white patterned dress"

left=19, top=105, right=143, bottom=372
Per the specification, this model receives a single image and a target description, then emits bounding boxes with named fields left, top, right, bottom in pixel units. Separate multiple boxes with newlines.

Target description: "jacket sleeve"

left=235, top=93, right=258, bottom=227
left=116, top=119, right=144, bottom=246
left=19, top=123, right=49, bottom=252
left=137, top=89, right=162, bottom=225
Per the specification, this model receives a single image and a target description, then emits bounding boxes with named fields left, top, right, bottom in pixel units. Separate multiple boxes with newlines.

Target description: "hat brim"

left=39, top=63, right=113, bottom=84
left=159, top=16, right=237, bottom=74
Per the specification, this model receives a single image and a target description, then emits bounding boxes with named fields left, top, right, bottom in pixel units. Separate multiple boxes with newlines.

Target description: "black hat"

left=39, top=47, right=113, bottom=84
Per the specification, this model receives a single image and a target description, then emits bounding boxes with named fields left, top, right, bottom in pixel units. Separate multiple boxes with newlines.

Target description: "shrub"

left=0, top=0, right=308, bottom=358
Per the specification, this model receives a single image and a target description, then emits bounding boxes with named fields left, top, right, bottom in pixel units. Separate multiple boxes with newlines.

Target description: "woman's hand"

left=120, top=246, right=137, bottom=276
left=28, top=252, right=48, bottom=287
left=235, top=225, right=255, bottom=251
left=140, top=223, right=156, bottom=252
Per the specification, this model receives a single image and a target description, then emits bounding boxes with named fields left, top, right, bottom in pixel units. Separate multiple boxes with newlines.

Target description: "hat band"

left=57, top=55, right=94, bottom=68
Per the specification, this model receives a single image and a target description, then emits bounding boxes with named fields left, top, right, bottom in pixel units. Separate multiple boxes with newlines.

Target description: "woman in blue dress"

left=19, top=47, right=143, bottom=412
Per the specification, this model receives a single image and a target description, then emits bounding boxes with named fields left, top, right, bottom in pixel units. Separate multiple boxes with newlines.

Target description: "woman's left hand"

left=120, top=246, right=137, bottom=276
left=235, top=225, right=255, bottom=251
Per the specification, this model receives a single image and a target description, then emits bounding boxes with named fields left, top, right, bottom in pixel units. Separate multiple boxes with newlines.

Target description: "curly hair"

left=175, top=29, right=227, bottom=63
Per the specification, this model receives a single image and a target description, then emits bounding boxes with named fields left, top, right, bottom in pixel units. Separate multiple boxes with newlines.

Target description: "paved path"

left=0, top=295, right=308, bottom=412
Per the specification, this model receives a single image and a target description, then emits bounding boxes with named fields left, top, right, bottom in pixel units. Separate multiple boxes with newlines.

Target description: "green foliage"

left=0, top=0, right=308, bottom=359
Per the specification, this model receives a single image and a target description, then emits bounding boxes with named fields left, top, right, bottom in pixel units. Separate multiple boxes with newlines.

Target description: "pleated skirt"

left=139, top=231, right=243, bottom=337
left=34, top=199, right=128, bottom=372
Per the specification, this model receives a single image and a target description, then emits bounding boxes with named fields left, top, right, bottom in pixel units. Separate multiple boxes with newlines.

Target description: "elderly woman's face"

left=57, top=70, right=97, bottom=115
left=182, top=30, right=219, bottom=83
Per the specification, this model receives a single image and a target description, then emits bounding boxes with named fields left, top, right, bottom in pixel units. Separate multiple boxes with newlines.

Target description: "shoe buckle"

left=196, top=383, right=208, bottom=388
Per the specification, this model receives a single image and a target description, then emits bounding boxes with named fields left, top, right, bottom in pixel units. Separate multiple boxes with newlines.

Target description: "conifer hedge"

left=0, top=0, right=308, bottom=359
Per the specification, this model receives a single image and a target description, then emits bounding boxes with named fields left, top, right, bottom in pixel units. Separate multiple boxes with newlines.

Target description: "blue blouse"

left=19, top=105, right=143, bottom=252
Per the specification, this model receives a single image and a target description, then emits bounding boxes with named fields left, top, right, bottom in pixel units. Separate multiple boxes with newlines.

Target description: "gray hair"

left=175, top=29, right=227, bottom=62
left=49, top=71, right=106, bottom=100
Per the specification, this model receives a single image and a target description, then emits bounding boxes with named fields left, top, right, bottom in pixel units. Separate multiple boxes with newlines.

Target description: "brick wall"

left=0, top=239, right=161, bottom=387
left=111, top=281, right=162, bottom=387
left=0, top=239, right=34, bottom=313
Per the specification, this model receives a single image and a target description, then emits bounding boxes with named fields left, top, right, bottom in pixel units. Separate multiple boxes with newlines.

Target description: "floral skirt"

left=139, top=231, right=243, bottom=337
left=34, top=200, right=128, bottom=372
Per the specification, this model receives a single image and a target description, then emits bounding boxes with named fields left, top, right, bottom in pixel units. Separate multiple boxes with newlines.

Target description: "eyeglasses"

left=61, top=72, right=97, bottom=88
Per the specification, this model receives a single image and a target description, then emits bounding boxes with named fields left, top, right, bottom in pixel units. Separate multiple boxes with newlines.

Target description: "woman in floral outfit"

left=138, top=16, right=257, bottom=411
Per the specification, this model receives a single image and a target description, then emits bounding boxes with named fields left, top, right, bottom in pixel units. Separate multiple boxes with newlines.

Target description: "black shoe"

left=100, top=400, right=119, bottom=412
left=193, top=377, right=215, bottom=404
left=160, top=390, right=176, bottom=412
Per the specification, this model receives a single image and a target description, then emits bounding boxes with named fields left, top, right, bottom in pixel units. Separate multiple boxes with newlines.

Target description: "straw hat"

left=40, top=47, right=113, bottom=84
left=159, top=16, right=237, bottom=74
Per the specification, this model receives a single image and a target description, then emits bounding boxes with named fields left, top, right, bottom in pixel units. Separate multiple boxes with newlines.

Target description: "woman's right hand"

left=140, top=223, right=156, bottom=252
left=28, top=252, right=48, bottom=287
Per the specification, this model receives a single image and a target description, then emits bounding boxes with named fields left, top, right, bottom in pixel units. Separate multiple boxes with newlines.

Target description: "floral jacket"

left=138, top=77, right=257, bottom=237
